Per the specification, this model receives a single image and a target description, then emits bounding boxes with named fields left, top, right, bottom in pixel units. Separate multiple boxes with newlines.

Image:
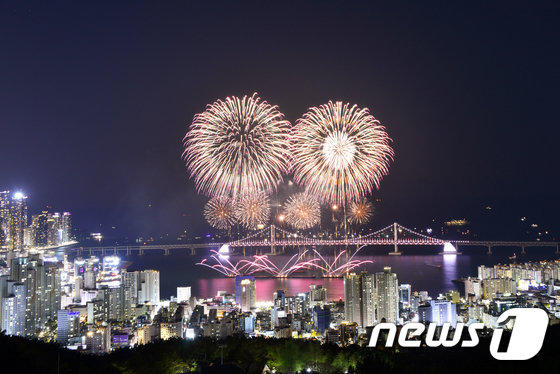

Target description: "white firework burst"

left=291, top=101, right=393, bottom=206
left=234, top=192, right=271, bottom=229
left=204, top=196, right=236, bottom=230
left=183, top=93, right=291, bottom=198
left=283, top=192, right=321, bottom=230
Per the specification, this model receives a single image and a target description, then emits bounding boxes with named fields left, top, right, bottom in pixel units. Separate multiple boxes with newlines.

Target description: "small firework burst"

left=283, top=192, right=321, bottom=229
left=234, top=192, right=271, bottom=229
left=347, top=200, right=373, bottom=225
left=204, top=196, right=236, bottom=230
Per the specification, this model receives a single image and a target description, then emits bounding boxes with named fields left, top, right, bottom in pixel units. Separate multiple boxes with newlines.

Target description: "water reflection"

left=197, top=277, right=346, bottom=302
left=442, top=254, right=458, bottom=296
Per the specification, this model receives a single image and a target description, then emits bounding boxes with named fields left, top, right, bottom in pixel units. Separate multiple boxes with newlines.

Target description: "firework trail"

left=310, top=246, right=373, bottom=277
left=183, top=93, right=291, bottom=198
left=290, top=101, right=393, bottom=206
left=204, top=196, right=236, bottom=230
left=234, top=192, right=271, bottom=229
left=283, top=192, right=321, bottom=230
left=197, top=247, right=372, bottom=278
left=347, top=200, right=373, bottom=225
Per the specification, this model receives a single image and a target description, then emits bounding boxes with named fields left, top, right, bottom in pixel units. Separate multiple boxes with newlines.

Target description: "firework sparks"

left=234, top=192, right=271, bottom=229
left=204, top=196, right=236, bottom=230
left=197, top=248, right=372, bottom=278
left=197, top=250, right=322, bottom=277
left=347, top=200, right=373, bottom=225
left=283, top=192, right=321, bottom=230
left=183, top=93, right=291, bottom=198
left=310, top=246, right=373, bottom=277
left=291, top=101, right=393, bottom=206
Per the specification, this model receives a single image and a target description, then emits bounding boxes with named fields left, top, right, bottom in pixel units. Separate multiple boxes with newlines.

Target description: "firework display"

left=203, top=196, right=236, bottom=230
left=347, top=200, right=373, bottom=225
left=283, top=192, right=321, bottom=230
left=234, top=192, right=271, bottom=229
left=196, top=247, right=372, bottom=278
left=310, top=247, right=373, bottom=277
left=290, top=101, right=393, bottom=206
left=183, top=93, right=291, bottom=198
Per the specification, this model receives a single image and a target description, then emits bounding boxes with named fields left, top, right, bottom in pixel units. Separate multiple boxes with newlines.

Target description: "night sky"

left=1, top=1, right=559, bottom=240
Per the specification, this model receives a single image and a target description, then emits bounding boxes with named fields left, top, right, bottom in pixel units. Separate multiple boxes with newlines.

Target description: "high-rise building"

left=138, top=270, right=160, bottom=305
left=398, top=284, right=411, bottom=313
left=478, top=265, right=495, bottom=280
left=418, top=300, right=457, bottom=327
left=308, top=284, right=327, bottom=308
left=344, top=272, right=375, bottom=327
left=47, top=213, right=60, bottom=246
left=235, top=275, right=255, bottom=305
left=98, top=286, right=132, bottom=322
left=1, top=280, right=26, bottom=336
left=122, top=270, right=140, bottom=305
left=61, top=212, right=72, bottom=243
left=0, top=191, right=10, bottom=249
left=445, top=290, right=460, bottom=303
left=313, top=305, right=331, bottom=334
left=285, top=294, right=306, bottom=315
left=33, top=209, right=49, bottom=247
left=464, top=277, right=482, bottom=299
left=239, top=278, right=256, bottom=312
left=8, top=192, right=28, bottom=251
left=84, top=270, right=96, bottom=290
left=6, top=255, right=63, bottom=336
left=375, top=267, right=399, bottom=323
left=482, top=278, right=516, bottom=299
left=339, top=321, right=359, bottom=347
left=57, top=310, right=80, bottom=345
left=23, top=226, right=34, bottom=247
left=273, top=289, right=286, bottom=310
left=177, top=286, right=191, bottom=303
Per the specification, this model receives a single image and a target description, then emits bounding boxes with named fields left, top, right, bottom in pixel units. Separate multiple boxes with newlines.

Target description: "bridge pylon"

left=388, top=222, right=402, bottom=256
left=271, top=225, right=276, bottom=255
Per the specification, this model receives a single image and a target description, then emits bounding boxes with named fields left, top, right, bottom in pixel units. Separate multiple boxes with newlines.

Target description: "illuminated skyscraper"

left=176, top=286, right=191, bottom=303
left=6, top=254, right=61, bottom=336
left=47, top=213, right=60, bottom=246
left=418, top=300, right=457, bottom=328
left=138, top=270, right=160, bottom=305
left=33, top=208, right=49, bottom=247
left=0, top=191, right=10, bottom=248
left=235, top=275, right=255, bottom=305
left=308, top=284, right=327, bottom=308
left=240, top=278, right=256, bottom=312
left=398, top=284, right=411, bottom=311
left=0, top=280, right=26, bottom=336
left=122, top=270, right=140, bottom=305
left=61, top=212, right=72, bottom=243
left=9, top=192, right=28, bottom=251
left=344, top=272, right=375, bottom=328
left=375, top=267, right=399, bottom=323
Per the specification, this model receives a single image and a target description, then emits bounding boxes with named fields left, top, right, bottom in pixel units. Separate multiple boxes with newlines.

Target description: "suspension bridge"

left=73, top=222, right=559, bottom=256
